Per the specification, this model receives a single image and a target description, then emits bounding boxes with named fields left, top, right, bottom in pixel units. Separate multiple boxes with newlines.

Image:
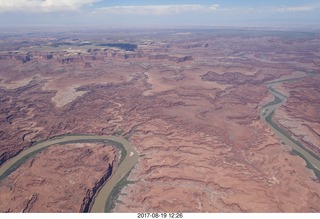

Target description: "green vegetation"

left=104, top=167, right=136, bottom=212
left=0, top=147, right=46, bottom=182
left=30, top=137, right=47, bottom=147
left=51, top=133, right=94, bottom=139
left=96, top=43, right=137, bottom=51
left=46, top=134, right=95, bottom=143
left=291, top=149, right=320, bottom=181
left=113, top=128, right=125, bottom=137
left=103, top=140, right=127, bottom=164
left=123, top=127, right=137, bottom=141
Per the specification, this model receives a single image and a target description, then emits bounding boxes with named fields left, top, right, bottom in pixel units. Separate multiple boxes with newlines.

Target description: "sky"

left=0, top=0, right=319, bottom=28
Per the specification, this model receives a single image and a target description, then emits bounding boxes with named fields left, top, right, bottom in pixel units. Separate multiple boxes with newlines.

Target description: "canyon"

left=0, top=142, right=116, bottom=212
left=0, top=28, right=319, bottom=212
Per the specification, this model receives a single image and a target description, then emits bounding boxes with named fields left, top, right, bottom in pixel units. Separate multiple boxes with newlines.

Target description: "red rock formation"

left=0, top=29, right=319, bottom=213
left=0, top=143, right=117, bottom=213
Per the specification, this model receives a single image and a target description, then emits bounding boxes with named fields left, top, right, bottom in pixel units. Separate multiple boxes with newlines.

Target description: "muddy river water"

left=0, top=134, right=139, bottom=212
left=260, top=76, right=320, bottom=173
left=1, top=75, right=319, bottom=213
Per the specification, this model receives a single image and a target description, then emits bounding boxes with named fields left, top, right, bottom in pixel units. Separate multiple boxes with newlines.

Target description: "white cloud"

left=94, top=4, right=220, bottom=15
left=0, top=0, right=99, bottom=13
left=208, top=4, right=220, bottom=11
left=275, top=5, right=316, bottom=13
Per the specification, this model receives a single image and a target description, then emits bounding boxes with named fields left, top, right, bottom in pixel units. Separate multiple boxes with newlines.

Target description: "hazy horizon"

left=0, top=0, right=320, bottom=29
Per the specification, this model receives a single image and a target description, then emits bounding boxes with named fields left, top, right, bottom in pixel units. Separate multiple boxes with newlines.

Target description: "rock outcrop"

left=0, top=143, right=117, bottom=213
left=0, top=29, right=319, bottom=213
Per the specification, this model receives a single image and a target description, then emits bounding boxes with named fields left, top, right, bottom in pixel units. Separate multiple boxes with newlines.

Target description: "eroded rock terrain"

left=273, top=76, right=320, bottom=157
left=0, top=29, right=319, bottom=212
left=0, top=143, right=117, bottom=212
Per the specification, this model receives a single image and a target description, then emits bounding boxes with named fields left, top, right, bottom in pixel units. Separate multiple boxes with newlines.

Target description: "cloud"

left=0, top=0, right=99, bottom=13
left=275, top=5, right=316, bottom=13
left=93, top=3, right=319, bottom=16
left=94, top=4, right=220, bottom=15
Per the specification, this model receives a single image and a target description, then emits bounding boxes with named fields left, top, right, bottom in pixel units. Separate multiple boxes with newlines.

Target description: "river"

left=260, top=76, right=320, bottom=177
left=0, top=134, right=139, bottom=212
left=1, top=75, right=319, bottom=213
